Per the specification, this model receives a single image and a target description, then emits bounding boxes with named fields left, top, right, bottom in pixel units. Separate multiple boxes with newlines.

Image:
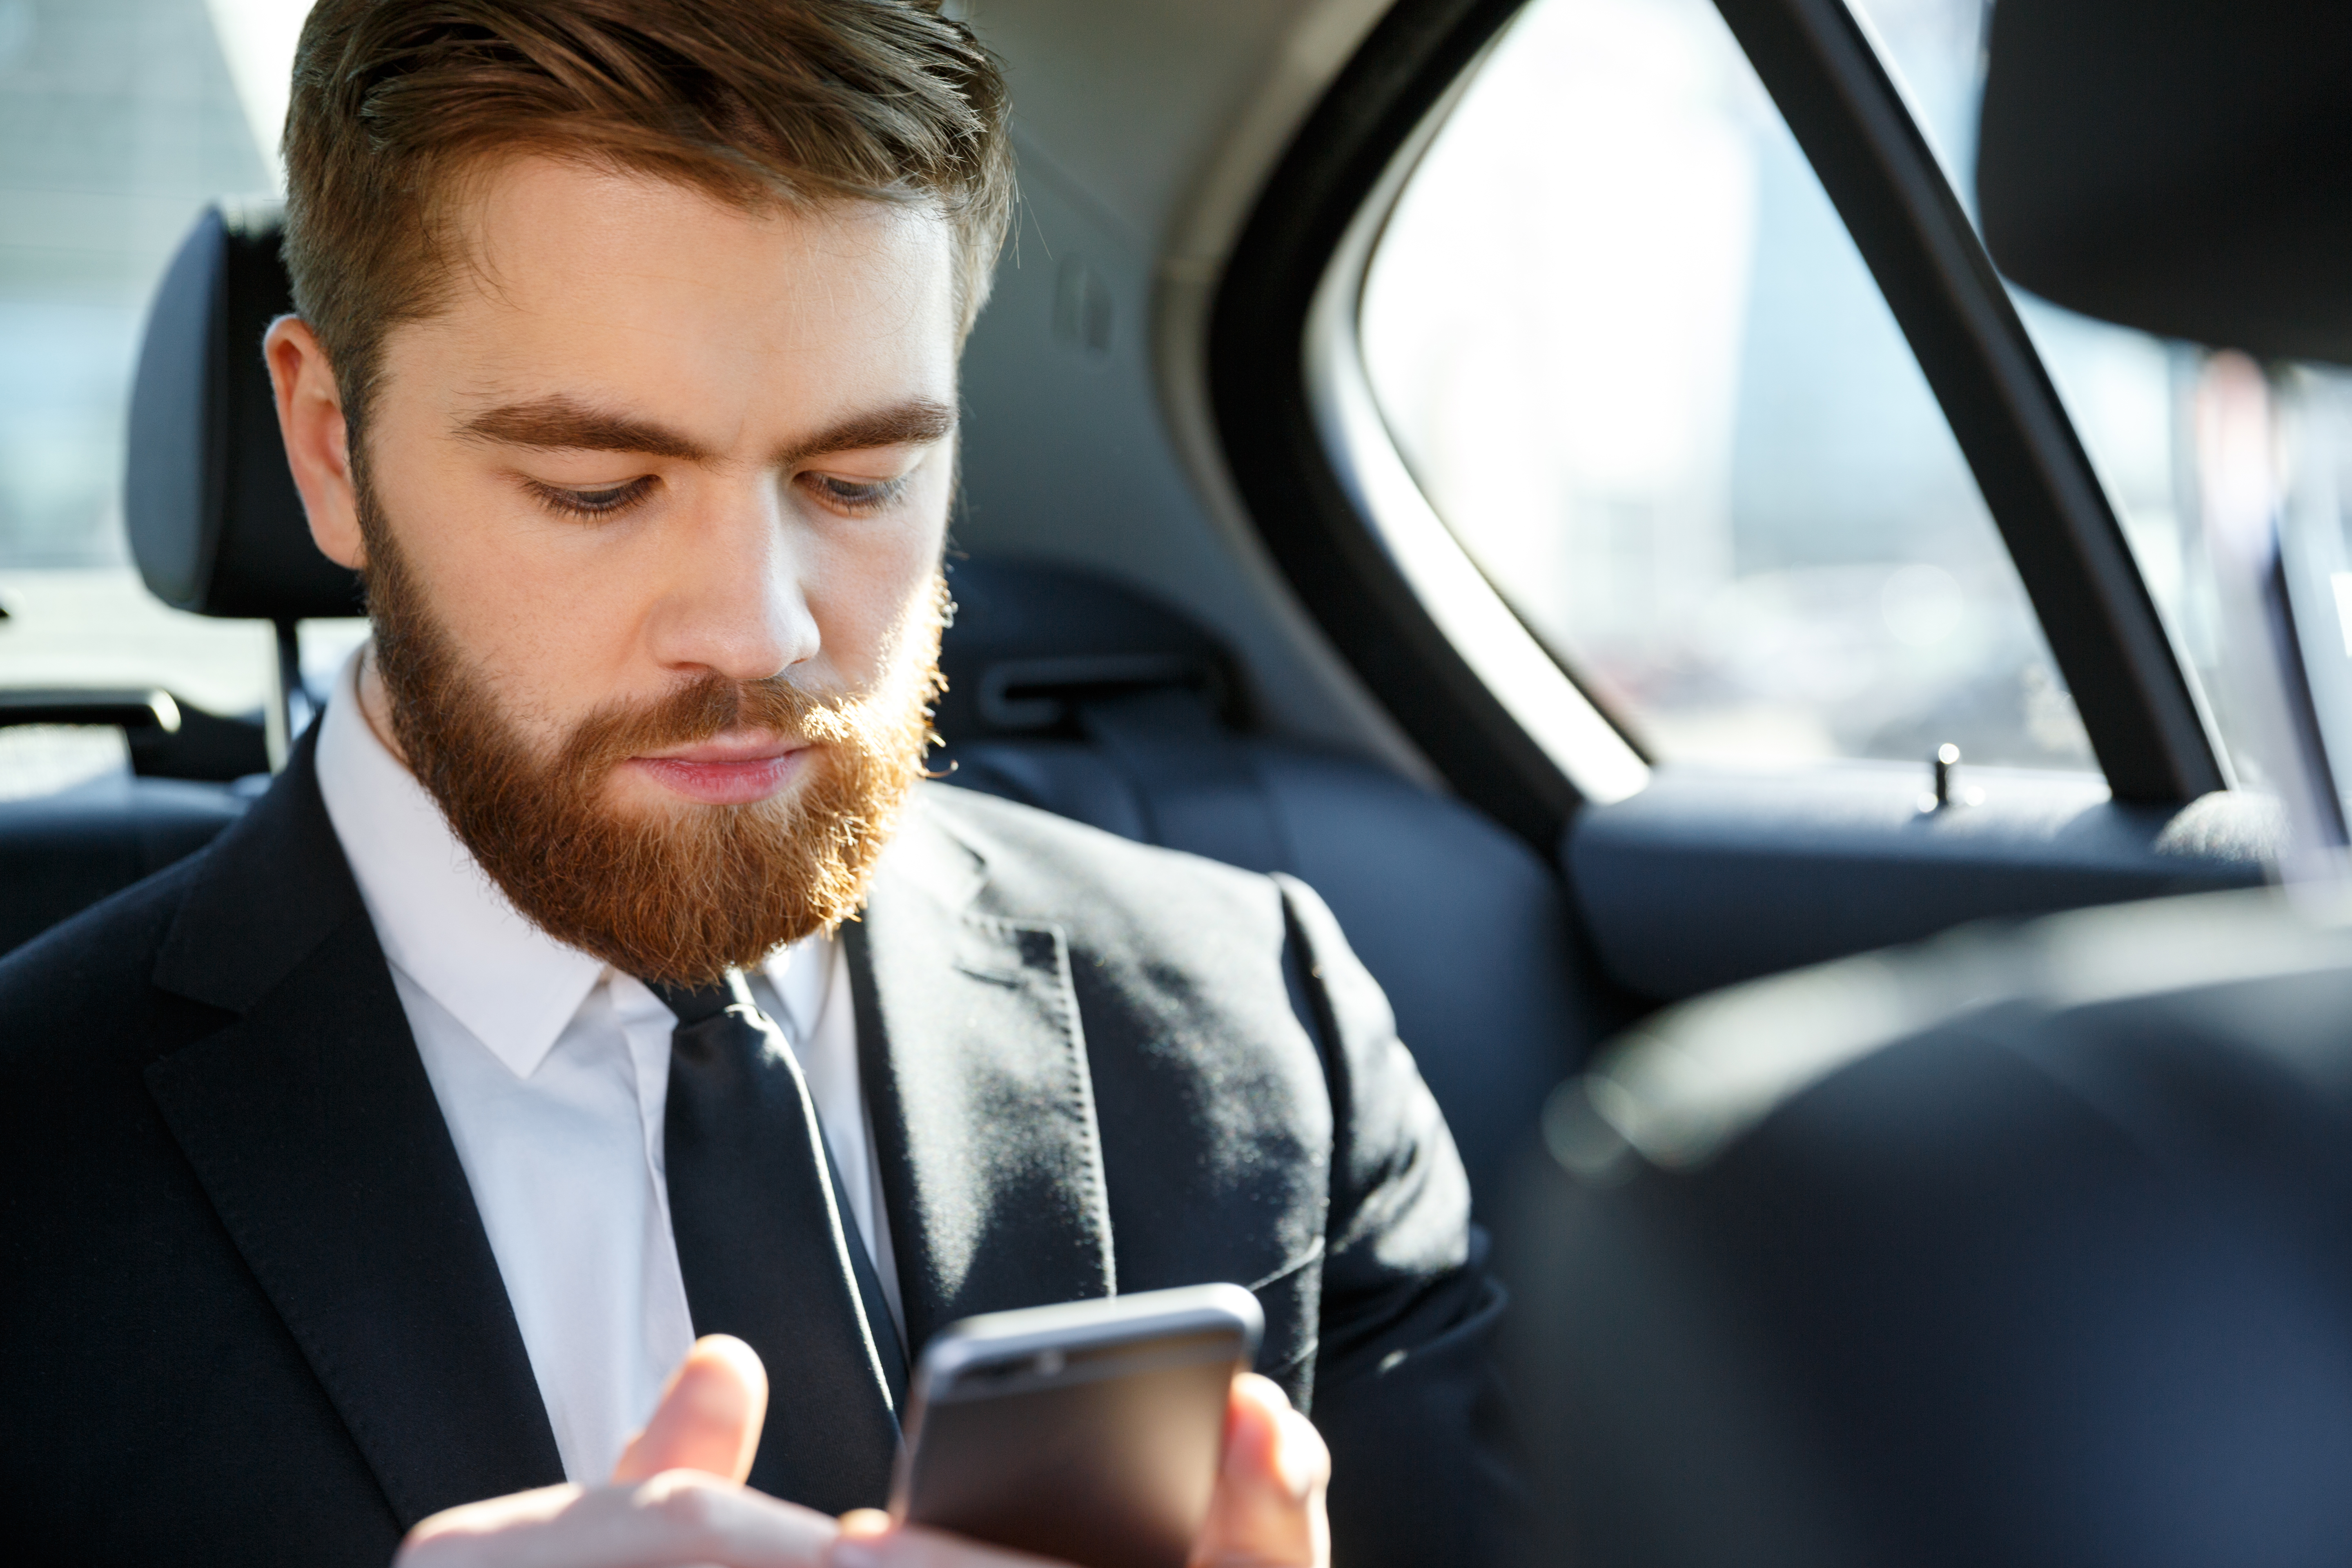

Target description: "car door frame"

left=1207, top=0, right=2227, bottom=853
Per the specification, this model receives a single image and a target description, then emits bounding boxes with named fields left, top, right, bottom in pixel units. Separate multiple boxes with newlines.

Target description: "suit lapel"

left=847, top=798, right=1116, bottom=1356
left=145, top=732, right=561, bottom=1524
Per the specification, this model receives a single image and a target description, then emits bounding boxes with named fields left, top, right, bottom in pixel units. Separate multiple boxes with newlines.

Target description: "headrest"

left=1978, top=0, right=2352, bottom=365
left=125, top=201, right=364, bottom=622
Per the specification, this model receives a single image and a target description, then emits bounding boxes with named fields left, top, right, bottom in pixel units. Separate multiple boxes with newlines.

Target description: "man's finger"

left=399, top=1471, right=835, bottom=1568
left=612, top=1334, right=770, bottom=1484
left=1192, top=1373, right=1331, bottom=1568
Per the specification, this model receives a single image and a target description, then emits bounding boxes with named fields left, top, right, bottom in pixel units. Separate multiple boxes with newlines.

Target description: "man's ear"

left=263, top=314, right=367, bottom=571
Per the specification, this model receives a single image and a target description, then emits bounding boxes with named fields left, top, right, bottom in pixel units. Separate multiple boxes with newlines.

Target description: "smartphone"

left=890, top=1283, right=1265, bottom=1568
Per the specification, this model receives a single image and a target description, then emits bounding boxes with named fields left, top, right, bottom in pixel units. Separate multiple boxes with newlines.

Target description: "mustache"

left=555, top=672, right=856, bottom=787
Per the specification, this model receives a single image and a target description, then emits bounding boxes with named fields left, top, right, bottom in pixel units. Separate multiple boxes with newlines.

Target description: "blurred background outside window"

left=1855, top=0, right=2352, bottom=811
left=1363, top=0, right=2095, bottom=774
left=1365, top=0, right=2352, bottom=801
left=0, top=0, right=350, bottom=799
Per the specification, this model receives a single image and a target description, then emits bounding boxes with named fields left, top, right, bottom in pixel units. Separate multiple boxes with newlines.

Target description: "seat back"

left=2, top=201, right=342, bottom=959
left=1508, top=895, right=2352, bottom=1568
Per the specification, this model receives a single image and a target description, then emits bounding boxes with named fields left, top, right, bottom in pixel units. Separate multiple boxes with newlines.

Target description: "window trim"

left=1713, top=0, right=2222, bottom=802
left=1209, top=0, right=2226, bottom=842
left=1212, top=0, right=1594, bottom=849
left=1301, top=51, right=1650, bottom=812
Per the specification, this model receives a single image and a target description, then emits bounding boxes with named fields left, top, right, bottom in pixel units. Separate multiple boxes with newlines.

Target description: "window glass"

left=1847, top=0, right=2352, bottom=802
left=0, top=0, right=347, bottom=797
left=1849, top=2, right=2198, bottom=621
left=1359, top=0, right=2094, bottom=771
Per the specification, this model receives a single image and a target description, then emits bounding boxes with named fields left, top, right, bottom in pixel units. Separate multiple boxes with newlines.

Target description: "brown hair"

left=282, top=0, right=1011, bottom=437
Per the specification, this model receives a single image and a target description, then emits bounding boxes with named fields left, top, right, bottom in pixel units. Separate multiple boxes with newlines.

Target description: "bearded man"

left=0, top=3, right=1508, bottom=1565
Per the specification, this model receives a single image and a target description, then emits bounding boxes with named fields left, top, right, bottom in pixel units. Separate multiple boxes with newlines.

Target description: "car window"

left=1359, top=0, right=2095, bottom=773
left=1851, top=0, right=2352, bottom=804
left=0, top=0, right=354, bottom=799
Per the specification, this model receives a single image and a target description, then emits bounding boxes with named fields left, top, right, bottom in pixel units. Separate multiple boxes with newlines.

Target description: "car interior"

left=1503, top=5, right=2352, bottom=1566
left=2, top=0, right=2346, bottom=1556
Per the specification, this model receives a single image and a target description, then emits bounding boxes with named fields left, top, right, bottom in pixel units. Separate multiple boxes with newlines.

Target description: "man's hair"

left=282, top=0, right=1011, bottom=435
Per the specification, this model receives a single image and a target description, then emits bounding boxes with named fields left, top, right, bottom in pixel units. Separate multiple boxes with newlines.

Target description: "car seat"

left=0, top=202, right=1600, bottom=1209
left=1511, top=892, right=2352, bottom=1568
left=0, top=201, right=327, bottom=953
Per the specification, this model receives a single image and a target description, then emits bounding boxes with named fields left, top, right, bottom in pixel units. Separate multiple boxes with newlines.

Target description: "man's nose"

left=644, top=481, right=820, bottom=684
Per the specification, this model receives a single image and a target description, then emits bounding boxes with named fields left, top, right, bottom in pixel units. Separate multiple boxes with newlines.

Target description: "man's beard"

left=355, top=477, right=943, bottom=988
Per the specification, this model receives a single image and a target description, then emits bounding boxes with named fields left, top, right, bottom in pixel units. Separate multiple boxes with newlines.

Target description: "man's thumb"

left=610, top=1334, right=769, bottom=1485
left=1193, top=1373, right=1330, bottom=1567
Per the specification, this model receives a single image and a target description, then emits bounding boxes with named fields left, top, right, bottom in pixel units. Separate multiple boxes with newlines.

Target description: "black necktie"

left=654, top=970, right=906, bottom=1509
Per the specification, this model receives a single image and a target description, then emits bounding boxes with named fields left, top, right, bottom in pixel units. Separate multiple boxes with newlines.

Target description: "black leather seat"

left=1509, top=894, right=2352, bottom=1568
left=0, top=203, right=322, bottom=955
left=1, top=202, right=1597, bottom=1209
left=0, top=774, right=251, bottom=956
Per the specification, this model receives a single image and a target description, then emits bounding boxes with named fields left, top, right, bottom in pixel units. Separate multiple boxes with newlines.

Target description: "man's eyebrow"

left=450, top=396, right=958, bottom=467
left=776, top=399, right=958, bottom=467
left=454, top=397, right=712, bottom=461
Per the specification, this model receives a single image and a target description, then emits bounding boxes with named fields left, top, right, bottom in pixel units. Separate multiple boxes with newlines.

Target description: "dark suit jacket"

left=0, top=731, right=1511, bottom=1566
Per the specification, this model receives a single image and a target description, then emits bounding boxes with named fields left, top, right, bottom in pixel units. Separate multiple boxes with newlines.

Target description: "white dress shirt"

left=313, top=648, right=901, bottom=1483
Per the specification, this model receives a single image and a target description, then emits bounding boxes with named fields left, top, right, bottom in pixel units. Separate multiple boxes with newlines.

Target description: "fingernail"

left=832, top=1544, right=879, bottom=1568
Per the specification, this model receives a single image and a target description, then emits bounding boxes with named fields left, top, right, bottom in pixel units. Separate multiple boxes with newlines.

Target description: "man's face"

left=285, top=156, right=963, bottom=981
left=368, top=155, right=959, bottom=812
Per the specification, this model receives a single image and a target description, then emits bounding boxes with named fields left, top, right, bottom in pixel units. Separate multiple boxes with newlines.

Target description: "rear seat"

left=0, top=201, right=327, bottom=956
left=0, top=773, right=250, bottom=955
left=0, top=202, right=1599, bottom=1207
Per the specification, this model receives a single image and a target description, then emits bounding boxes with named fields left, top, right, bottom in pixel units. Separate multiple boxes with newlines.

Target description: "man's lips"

left=623, top=734, right=809, bottom=806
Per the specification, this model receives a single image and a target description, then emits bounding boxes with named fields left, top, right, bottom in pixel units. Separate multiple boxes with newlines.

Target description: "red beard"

left=356, top=479, right=942, bottom=987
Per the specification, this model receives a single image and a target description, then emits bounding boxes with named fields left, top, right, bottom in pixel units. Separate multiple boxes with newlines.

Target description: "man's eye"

left=527, top=476, right=656, bottom=519
left=803, top=473, right=909, bottom=514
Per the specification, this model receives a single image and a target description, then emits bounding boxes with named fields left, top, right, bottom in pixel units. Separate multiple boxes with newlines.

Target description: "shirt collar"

left=313, top=646, right=835, bottom=1075
left=760, top=929, right=833, bottom=1045
left=314, top=646, right=606, bottom=1078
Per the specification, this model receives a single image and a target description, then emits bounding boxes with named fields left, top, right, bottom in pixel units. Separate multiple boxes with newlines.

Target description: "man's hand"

left=396, top=1335, right=835, bottom=1568
left=400, top=1349, right=1329, bottom=1568
left=609, top=1333, right=769, bottom=1486
left=824, top=1373, right=1331, bottom=1568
